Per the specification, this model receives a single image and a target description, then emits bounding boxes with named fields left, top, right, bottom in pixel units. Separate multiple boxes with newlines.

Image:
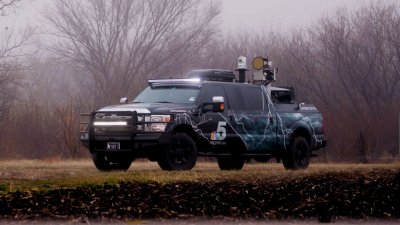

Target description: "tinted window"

left=133, top=86, right=199, bottom=104
left=271, top=90, right=293, bottom=103
left=223, top=85, right=247, bottom=110
left=199, top=85, right=226, bottom=103
left=244, top=86, right=263, bottom=110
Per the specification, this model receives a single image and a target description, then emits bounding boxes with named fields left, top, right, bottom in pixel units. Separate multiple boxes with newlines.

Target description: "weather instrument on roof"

left=236, top=56, right=249, bottom=83
left=237, top=56, right=247, bottom=70
left=252, top=56, right=277, bottom=83
left=252, top=56, right=264, bottom=70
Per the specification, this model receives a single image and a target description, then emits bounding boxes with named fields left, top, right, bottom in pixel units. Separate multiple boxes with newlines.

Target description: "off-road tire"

left=283, top=136, right=310, bottom=170
left=111, top=159, right=132, bottom=171
left=92, top=153, right=132, bottom=171
left=157, top=133, right=197, bottom=171
left=217, top=155, right=245, bottom=170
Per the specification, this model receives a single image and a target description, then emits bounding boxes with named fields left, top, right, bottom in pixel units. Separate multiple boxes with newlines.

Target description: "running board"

left=198, top=153, right=274, bottom=157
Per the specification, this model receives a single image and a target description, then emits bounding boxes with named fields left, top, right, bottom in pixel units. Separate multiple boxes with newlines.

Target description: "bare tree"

left=45, top=0, right=221, bottom=106
left=0, top=0, right=20, bottom=15
left=0, top=0, right=33, bottom=126
left=275, top=3, right=400, bottom=161
left=0, top=56, right=90, bottom=159
left=56, top=98, right=82, bottom=159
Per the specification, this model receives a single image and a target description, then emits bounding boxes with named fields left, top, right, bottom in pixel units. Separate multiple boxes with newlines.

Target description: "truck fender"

left=288, top=120, right=313, bottom=145
left=160, top=124, right=199, bottom=145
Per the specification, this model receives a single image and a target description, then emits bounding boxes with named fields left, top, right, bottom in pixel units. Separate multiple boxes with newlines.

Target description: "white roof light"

left=94, top=121, right=128, bottom=126
left=148, top=78, right=201, bottom=83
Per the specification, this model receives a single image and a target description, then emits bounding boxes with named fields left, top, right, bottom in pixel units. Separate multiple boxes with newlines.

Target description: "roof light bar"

left=94, top=121, right=128, bottom=126
left=148, top=78, right=201, bottom=84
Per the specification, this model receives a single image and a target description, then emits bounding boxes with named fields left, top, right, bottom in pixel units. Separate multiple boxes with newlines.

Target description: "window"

left=133, top=86, right=200, bottom=104
left=271, top=90, right=293, bottom=103
left=244, top=86, right=263, bottom=110
left=223, top=85, right=247, bottom=110
left=199, top=85, right=226, bottom=103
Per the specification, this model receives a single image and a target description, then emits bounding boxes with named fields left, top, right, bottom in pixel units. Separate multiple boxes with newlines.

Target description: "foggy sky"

left=221, top=0, right=399, bottom=32
left=1, top=0, right=399, bottom=33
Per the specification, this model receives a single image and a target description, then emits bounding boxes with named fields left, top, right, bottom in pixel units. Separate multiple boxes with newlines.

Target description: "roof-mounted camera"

left=252, top=56, right=278, bottom=84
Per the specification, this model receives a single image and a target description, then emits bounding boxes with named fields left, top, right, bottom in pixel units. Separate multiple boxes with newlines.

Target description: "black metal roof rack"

left=187, top=69, right=235, bottom=82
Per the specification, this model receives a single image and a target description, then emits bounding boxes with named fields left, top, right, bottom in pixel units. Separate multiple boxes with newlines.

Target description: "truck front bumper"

left=315, top=139, right=327, bottom=150
left=80, top=111, right=173, bottom=155
left=80, top=131, right=172, bottom=159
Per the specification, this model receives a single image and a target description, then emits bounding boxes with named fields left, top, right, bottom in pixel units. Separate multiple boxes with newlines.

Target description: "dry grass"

left=0, top=160, right=399, bottom=193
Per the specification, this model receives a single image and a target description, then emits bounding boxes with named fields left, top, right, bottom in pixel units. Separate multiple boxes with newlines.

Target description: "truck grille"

left=91, top=111, right=171, bottom=137
left=93, top=112, right=135, bottom=136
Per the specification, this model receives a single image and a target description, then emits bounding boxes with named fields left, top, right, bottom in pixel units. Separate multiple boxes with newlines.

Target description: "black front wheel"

left=217, top=155, right=245, bottom=170
left=157, top=133, right=197, bottom=171
left=283, top=136, right=310, bottom=170
left=92, top=153, right=132, bottom=171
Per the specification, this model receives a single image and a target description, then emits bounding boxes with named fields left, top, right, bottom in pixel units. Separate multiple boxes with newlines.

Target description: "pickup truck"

left=80, top=68, right=326, bottom=171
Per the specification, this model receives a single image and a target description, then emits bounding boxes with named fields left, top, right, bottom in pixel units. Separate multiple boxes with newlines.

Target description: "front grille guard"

left=79, top=113, right=91, bottom=141
left=81, top=111, right=172, bottom=144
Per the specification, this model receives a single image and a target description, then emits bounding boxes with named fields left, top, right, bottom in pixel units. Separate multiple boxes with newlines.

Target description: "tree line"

left=0, top=0, right=399, bottom=162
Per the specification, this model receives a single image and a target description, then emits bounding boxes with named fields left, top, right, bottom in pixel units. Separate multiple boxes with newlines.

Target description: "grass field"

left=0, top=160, right=399, bottom=193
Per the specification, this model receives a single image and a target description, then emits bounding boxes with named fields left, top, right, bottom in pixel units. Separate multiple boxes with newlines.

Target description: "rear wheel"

left=157, top=133, right=197, bottom=171
left=217, top=155, right=245, bottom=170
left=283, top=136, right=310, bottom=170
left=92, top=153, right=132, bottom=171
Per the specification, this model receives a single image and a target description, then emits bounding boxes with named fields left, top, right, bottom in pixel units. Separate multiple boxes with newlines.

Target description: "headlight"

left=150, top=115, right=171, bottom=122
left=95, top=113, right=105, bottom=119
left=141, top=115, right=171, bottom=132
left=140, top=115, right=171, bottom=122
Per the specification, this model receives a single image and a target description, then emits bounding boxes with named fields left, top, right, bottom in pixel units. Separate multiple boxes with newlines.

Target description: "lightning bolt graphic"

left=170, top=85, right=322, bottom=152
left=173, top=113, right=211, bottom=141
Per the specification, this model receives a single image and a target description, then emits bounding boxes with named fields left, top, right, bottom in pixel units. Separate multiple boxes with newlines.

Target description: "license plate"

left=107, top=142, right=120, bottom=150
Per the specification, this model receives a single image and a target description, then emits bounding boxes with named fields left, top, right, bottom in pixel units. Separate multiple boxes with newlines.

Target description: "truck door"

left=196, top=84, right=235, bottom=151
left=223, top=85, right=277, bottom=152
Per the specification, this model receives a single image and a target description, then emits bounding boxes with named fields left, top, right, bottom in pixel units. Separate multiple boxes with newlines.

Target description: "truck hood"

left=97, top=103, right=196, bottom=114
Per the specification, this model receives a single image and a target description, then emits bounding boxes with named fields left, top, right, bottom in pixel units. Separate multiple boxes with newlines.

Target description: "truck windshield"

left=133, top=86, right=200, bottom=104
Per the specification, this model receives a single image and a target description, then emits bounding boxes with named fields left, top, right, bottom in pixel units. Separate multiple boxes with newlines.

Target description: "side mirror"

left=120, top=97, right=128, bottom=104
left=296, top=102, right=305, bottom=110
left=201, top=96, right=225, bottom=113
